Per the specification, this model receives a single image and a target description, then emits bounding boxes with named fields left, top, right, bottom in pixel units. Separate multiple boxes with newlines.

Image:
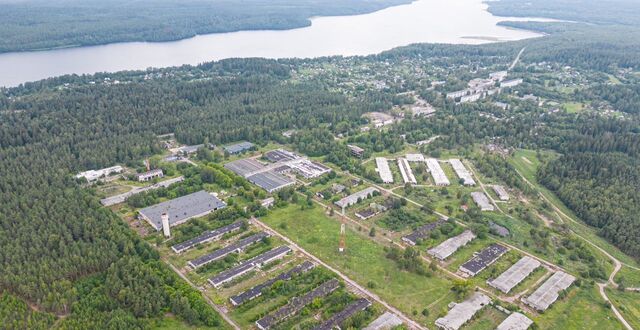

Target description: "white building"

left=137, top=169, right=164, bottom=182
left=75, top=165, right=123, bottom=182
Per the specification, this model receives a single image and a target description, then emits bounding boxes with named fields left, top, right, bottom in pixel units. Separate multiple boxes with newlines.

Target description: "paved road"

left=251, top=218, right=427, bottom=330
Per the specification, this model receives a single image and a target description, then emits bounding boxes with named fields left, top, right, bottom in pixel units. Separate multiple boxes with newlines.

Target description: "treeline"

left=0, top=58, right=384, bottom=326
left=0, top=0, right=410, bottom=53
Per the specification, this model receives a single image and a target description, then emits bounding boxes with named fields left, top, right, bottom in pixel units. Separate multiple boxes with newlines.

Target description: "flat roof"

left=230, top=261, right=315, bottom=306
left=523, top=271, right=575, bottom=311
left=256, top=279, right=340, bottom=330
left=224, top=158, right=265, bottom=177
left=493, top=185, right=510, bottom=201
left=459, top=243, right=509, bottom=276
left=398, top=158, right=417, bottom=184
left=209, top=246, right=292, bottom=288
left=364, top=312, right=403, bottom=330
left=188, top=232, right=269, bottom=269
left=471, top=191, right=494, bottom=211
left=224, top=141, right=254, bottom=154
left=427, top=230, right=476, bottom=260
left=489, top=256, right=541, bottom=294
left=375, top=157, right=394, bottom=183
left=435, top=292, right=491, bottom=330
left=171, top=221, right=244, bottom=253
left=335, top=187, right=379, bottom=208
left=313, top=298, right=371, bottom=330
left=138, top=190, right=226, bottom=231
left=247, top=171, right=296, bottom=193
left=426, top=158, right=450, bottom=186
left=264, top=149, right=299, bottom=162
left=449, top=159, right=475, bottom=185
left=496, top=312, right=533, bottom=330
left=406, top=153, right=425, bottom=162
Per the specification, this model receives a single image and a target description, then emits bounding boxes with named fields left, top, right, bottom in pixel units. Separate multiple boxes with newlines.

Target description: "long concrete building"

left=138, top=190, right=226, bottom=231
left=522, top=271, right=575, bottom=311
left=397, top=158, right=417, bottom=184
left=426, top=158, right=450, bottom=186
left=335, top=187, right=379, bottom=209
left=471, top=191, right=495, bottom=211
left=375, top=157, right=394, bottom=183
left=449, top=159, right=475, bottom=185
left=488, top=256, right=541, bottom=293
left=435, top=292, right=491, bottom=330
left=427, top=230, right=476, bottom=260
left=496, top=312, right=534, bottom=330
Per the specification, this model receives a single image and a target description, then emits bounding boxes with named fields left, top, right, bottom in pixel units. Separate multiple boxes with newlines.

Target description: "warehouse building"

left=488, top=256, right=541, bottom=294
left=459, top=243, right=509, bottom=277
left=496, top=312, right=533, bottom=330
left=288, top=159, right=332, bottom=178
left=397, top=158, right=417, bottom=184
left=172, top=221, right=244, bottom=254
left=247, top=171, right=296, bottom=193
left=493, top=185, right=510, bottom=201
left=264, top=149, right=299, bottom=162
left=449, top=159, right=475, bottom=185
left=335, top=187, right=380, bottom=209
left=230, top=261, right=315, bottom=306
left=428, top=230, right=476, bottom=260
left=426, top=158, right=450, bottom=186
left=138, top=191, right=226, bottom=231
left=224, top=141, right=255, bottom=154
left=76, top=165, right=123, bottom=182
left=208, top=246, right=292, bottom=289
left=523, top=271, right=575, bottom=311
left=375, top=157, right=394, bottom=183
left=471, top=191, right=495, bottom=211
left=364, top=312, right=403, bottom=330
left=256, top=279, right=340, bottom=330
left=313, top=298, right=371, bottom=330
left=348, top=145, right=365, bottom=158
left=136, top=169, right=164, bottom=182
left=435, top=292, right=491, bottom=330
left=500, top=78, right=523, bottom=88
left=177, top=144, right=204, bottom=155
left=224, top=158, right=266, bottom=177
left=188, top=232, right=269, bottom=269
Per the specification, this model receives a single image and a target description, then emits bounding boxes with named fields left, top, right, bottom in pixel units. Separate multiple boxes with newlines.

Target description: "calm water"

left=0, top=0, right=555, bottom=87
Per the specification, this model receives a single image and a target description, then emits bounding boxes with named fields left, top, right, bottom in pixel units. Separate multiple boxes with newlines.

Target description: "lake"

left=0, top=0, right=556, bottom=87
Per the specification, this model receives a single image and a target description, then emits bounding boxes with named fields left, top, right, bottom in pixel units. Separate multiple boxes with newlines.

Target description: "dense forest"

left=0, top=0, right=409, bottom=53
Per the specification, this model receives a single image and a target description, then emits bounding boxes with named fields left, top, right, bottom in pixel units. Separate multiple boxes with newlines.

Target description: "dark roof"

left=264, top=149, right=299, bottom=162
left=402, top=218, right=447, bottom=245
left=171, top=221, right=244, bottom=253
left=230, top=261, right=315, bottom=306
left=256, top=279, right=340, bottom=330
left=313, top=298, right=371, bottom=330
left=208, top=246, right=292, bottom=288
left=224, top=141, right=254, bottom=154
left=138, top=191, right=226, bottom=230
left=460, top=243, right=508, bottom=276
left=188, top=232, right=269, bottom=269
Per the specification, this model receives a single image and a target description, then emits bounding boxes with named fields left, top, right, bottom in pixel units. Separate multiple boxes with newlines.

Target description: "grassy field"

left=533, top=284, right=624, bottom=329
left=261, top=203, right=454, bottom=327
left=616, top=265, right=640, bottom=288
left=606, top=288, right=640, bottom=330
left=563, top=102, right=584, bottom=113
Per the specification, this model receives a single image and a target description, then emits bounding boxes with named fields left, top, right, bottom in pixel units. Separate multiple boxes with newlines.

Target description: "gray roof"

left=523, top=271, right=575, bottom=311
left=224, top=141, right=254, bottom=154
left=209, top=246, right=292, bottom=288
left=488, top=256, right=541, bottom=294
left=224, top=158, right=265, bottom=177
left=435, top=292, right=491, bottom=330
left=247, top=171, right=295, bottom=193
left=313, top=298, right=371, bottom=330
left=459, top=243, right=508, bottom=276
left=496, top=312, right=533, bottom=330
left=138, top=190, right=226, bottom=230
left=364, top=312, right=403, bottom=330
left=171, top=221, right=243, bottom=253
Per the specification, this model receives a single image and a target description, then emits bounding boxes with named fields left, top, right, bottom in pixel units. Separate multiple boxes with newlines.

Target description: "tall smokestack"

left=161, top=212, right=171, bottom=237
